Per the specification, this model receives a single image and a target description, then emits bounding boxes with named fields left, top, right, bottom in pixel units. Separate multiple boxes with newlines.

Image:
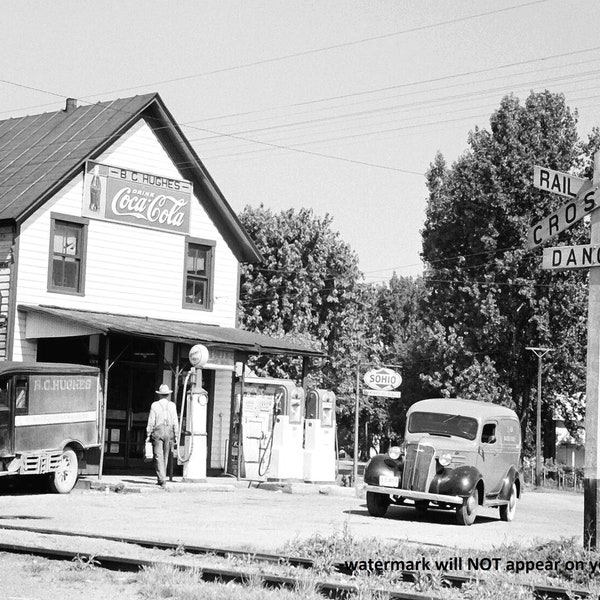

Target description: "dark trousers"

left=151, top=432, right=172, bottom=484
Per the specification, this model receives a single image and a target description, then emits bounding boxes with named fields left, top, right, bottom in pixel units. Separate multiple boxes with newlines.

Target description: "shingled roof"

left=0, top=93, right=262, bottom=263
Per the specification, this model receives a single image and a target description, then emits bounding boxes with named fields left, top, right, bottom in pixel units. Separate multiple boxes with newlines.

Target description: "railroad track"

left=0, top=523, right=591, bottom=599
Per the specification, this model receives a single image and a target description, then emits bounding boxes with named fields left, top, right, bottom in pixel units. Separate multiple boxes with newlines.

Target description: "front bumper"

left=365, top=484, right=463, bottom=506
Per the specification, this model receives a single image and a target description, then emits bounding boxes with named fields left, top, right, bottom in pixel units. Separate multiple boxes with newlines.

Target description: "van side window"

left=15, top=378, right=27, bottom=414
left=481, top=423, right=497, bottom=444
left=499, top=418, right=521, bottom=447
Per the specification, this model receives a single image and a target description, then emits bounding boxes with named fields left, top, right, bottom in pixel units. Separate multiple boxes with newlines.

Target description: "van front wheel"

left=456, top=487, right=479, bottom=526
left=49, top=448, right=78, bottom=494
left=499, top=483, right=517, bottom=522
left=366, top=491, right=390, bottom=518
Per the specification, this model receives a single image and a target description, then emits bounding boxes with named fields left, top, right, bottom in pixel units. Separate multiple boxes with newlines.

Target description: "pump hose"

left=258, top=428, right=275, bottom=478
left=258, top=398, right=281, bottom=478
left=176, top=371, right=193, bottom=464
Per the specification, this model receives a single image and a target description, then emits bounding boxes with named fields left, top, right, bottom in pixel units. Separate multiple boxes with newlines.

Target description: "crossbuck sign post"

left=529, top=152, right=600, bottom=548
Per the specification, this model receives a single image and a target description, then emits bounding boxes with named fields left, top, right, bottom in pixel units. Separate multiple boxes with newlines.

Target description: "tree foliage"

left=237, top=205, right=382, bottom=453
left=420, top=91, right=593, bottom=446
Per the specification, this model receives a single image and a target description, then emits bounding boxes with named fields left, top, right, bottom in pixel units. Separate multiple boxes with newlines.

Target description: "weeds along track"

left=0, top=523, right=590, bottom=600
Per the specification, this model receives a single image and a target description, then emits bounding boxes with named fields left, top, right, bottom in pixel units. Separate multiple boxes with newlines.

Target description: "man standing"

left=146, top=384, right=179, bottom=488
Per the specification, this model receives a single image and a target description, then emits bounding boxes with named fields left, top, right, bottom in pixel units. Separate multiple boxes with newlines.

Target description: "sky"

left=2, top=0, right=600, bottom=283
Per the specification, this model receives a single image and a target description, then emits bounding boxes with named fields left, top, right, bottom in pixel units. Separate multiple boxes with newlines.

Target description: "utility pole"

left=353, top=356, right=361, bottom=487
left=585, top=151, right=600, bottom=548
left=526, top=347, right=554, bottom=486
left=528, top=151, right=600, bottom=547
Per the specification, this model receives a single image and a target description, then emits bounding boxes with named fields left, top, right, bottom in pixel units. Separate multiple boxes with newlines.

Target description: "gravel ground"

left=0, top=476, right=586, bottom=599
left=0, top=480, right=584, bottom=551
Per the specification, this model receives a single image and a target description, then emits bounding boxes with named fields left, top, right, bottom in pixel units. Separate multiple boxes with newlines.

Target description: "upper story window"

left=48, top=215, right=88, bottom=295
left=184, top=239, right=215, bottom=310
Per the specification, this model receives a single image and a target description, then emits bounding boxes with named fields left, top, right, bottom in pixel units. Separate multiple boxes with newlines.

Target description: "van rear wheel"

left=49, top=448, right=78, bottom=494
left=366, top=491, right=390, bottom=517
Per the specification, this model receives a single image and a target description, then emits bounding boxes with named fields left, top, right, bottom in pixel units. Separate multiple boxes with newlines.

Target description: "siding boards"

left=0, top=268, right=10, bottom=359
left=0, top=225, right=15, bottom=359
left=14, top=119, right=240, bottom=334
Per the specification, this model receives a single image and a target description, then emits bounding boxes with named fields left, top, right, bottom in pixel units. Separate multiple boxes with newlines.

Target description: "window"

left=408, top=412, right=478, bottom=441
left=481, top=423, right=497, bottom=444
left=15, top=378, right=27, bottom=415
left=0, top=377, right=8, bottom=409
left=48, top=216, right=87, bottom=294
left=184, top=239, right=214, bottom=310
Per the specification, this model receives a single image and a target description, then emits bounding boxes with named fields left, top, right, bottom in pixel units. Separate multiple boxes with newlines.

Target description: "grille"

left=19, top=451, right=62, bottom=475
left=402, top=443, right=435, bottom=492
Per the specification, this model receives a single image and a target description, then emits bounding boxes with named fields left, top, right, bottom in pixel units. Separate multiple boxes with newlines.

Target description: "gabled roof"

left=0, top=93, right=262, bottom=263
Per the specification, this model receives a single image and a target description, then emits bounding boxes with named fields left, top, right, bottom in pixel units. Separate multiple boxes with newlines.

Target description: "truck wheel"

left=456, top=487, right=478, bottom=526
left=499, top=483, right=517, bottom=522
left=49, top=448, right=78, bottom=494
left=366, top=491, right=390, bottom=517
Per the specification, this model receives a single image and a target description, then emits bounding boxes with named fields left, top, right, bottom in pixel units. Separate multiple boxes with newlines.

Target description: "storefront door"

left=104, top=363, right=156, bottom=470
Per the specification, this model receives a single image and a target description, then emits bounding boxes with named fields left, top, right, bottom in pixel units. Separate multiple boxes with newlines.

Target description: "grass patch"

left=137, top=563, right=323, bottom=600
left=281, top=523, right=600, bottom=597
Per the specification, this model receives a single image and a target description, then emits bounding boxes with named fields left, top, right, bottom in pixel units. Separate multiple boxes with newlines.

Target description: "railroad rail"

left=0, top=524, right=591, bottom=599
left=0, top=538, right=437, bottom=600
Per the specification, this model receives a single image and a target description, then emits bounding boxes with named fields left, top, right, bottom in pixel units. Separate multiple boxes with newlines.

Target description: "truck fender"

left=364, top=454, right=402, bottom=486
left=498, top=466, right=520, bottom=500
left=434, top=465, right=482, bottom=499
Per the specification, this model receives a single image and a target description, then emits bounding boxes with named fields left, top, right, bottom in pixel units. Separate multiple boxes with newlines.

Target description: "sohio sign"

left=82, top=161, right=192, bottom=234
left=363, top=367, right=402, bottom=391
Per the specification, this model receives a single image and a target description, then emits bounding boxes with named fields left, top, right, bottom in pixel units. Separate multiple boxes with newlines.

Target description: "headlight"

left=438, top=453, right=452, bottom=467
left=388, top=446, right=401, bottom=460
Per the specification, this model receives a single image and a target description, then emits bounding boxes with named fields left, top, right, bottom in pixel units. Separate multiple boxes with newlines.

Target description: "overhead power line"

left=79, top=0, right=552, bottom=100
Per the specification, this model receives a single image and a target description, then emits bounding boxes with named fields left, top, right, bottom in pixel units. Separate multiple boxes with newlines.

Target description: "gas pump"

left=266, top=385, right=305, bottom=481
left=177, top=344, right=210, bottom=481
left=303, top=389, right=336, bottom=483
left=235, top=377, right=304, bottom=481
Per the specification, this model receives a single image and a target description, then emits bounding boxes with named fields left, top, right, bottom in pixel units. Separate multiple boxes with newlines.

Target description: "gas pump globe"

left=288, top=387, right=304, bottom=424
left=180, top=344, right=209, bottom=481
left=321, top=391, right=335, bottom=427
left=303, top=389, right=337, bottom=483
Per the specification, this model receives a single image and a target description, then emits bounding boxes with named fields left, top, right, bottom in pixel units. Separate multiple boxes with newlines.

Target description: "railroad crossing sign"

left=533, top=165, right=587, bottom=198
left=542, top=244, right=600, bottom=270
left=528, top=174, right=595, bottom=250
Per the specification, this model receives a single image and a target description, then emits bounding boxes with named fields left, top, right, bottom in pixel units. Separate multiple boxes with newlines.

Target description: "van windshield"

left=408, top=412, right=478, bottom=441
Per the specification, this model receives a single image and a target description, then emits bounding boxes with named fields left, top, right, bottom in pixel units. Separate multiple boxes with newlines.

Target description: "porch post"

left=97, top=334, right=110, bottom=481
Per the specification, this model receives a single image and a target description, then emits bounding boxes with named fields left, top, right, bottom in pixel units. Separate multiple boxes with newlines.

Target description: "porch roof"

left=18, top=305, right=325, bottom=358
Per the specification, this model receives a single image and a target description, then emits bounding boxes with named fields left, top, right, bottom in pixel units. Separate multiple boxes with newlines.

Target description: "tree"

left=420, top=91, right=591, bottom=450
left=237, top=205, right=382, bottom=454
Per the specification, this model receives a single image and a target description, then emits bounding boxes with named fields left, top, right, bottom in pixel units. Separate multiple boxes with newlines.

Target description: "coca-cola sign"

left=82, top=162, right=191, bottom=234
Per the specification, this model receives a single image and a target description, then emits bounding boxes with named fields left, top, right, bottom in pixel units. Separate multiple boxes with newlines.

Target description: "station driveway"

left=0, top=477, right=584, bottom=553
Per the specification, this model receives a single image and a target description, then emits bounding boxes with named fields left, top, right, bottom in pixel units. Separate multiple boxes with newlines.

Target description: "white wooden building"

left=0, top=94, right=322, bottom=475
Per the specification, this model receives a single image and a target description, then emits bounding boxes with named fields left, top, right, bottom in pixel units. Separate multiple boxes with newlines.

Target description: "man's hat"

left=156, top=384, right=173, bottom=395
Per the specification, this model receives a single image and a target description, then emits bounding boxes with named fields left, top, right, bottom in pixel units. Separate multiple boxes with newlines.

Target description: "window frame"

left=47, top=213, right=88, bottom=296
left=182, top=237, right=215, bottom=311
